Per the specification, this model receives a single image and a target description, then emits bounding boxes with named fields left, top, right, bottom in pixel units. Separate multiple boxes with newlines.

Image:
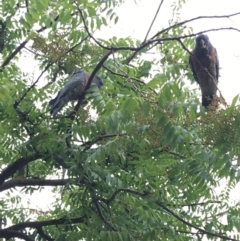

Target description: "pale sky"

left=3, top=0, right=240, bottom=238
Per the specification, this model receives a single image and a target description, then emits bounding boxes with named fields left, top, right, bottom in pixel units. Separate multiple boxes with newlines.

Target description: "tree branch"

left=150, top=12, right=240, bottom=40
left=1, top=40, right=28, bottom=69
left=155, top=201, right=240, bottom=241
left=14, top=62, right=52, bottom=109
left=0, top=178, right=77, bottom=192
left=82, top=133, right=126, bottom=151
left=124, top=0, right=165, bottom=64
left=0, top=230, right=34, bottom=241
left=4, top=215, right=87, bottom=231
left=103, top=65, right=145, bottom=85
left=98, top=187, right=238, bottom=241
left=0, top=153, right=42, bottom=185
left=179, top=200, right=222, bottom=207
left=0, top=11, right=79, bottom=70
left=143, top=0, right=165, bottom=43
left=99, top=188, right=148, bottom=205
left=25, top=0, right=29, bottom=12
left=36, top=227, right=54, bottom=241
left=75, top=3, right=110, bottom=50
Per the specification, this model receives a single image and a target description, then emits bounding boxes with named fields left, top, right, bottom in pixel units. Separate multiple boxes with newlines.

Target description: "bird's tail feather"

left=202, top=94, right=219, bottom=109
left=50, top=101, right=64, bottom=117
left=202, top=96, right=213, bottom=108
left=50, top=97, right=69, bottom=117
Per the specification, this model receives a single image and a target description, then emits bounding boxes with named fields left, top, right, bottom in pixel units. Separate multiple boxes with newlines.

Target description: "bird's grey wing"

left=53, top=69, right=85, bottom=103
left=214, top=48, right=219, bottom=82
left=49, top=69, right=87, bottom=116
left=189, top=54, right=199, bottom=84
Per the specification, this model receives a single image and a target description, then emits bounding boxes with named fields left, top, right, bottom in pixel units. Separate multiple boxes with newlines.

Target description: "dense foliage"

left=0, top=0, right=240, bottom=240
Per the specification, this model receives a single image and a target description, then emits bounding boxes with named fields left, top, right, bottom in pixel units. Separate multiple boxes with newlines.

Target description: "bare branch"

left=103, top=65, right=145, bottom=84
left=150, top=12, right=240, bottom=40
left=143, top=0, right=165, bottom=43
left=75, top=3, right=110, bottom=50
left=103, top=65, right=159, bottom=96
left=13, top=62, right=52, bottom=109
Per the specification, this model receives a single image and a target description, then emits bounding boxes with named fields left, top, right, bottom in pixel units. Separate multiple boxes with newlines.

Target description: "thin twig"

left=14, top=62, right=52, bottom=109
left=143, top=0, right=165, bottom=43
left=156, top=201, right=239, bottom=241
left=82, top=133, right=126, bottom=151
left=150, top=12, right=240, bottom=40
left=25, top=0, right=29, bottom=12
left=75, top=3, right=109, bottom=50
left=98, top=187, right=239, bottom=241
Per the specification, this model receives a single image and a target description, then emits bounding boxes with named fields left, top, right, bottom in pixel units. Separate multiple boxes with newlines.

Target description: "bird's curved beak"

left=200, top=39, right=206, bottom=49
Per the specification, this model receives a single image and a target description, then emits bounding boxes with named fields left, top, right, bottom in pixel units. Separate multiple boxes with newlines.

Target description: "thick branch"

left=0, top=153, right=42, bottom=185
left=0, top=178, right=77, bottom=192
left=0, top=230, right=34, bottom=241
left=36, top=227, right=54, bottom=241
left=5, top=215, right=87, bottom=231
left=1, top=40, right=28, bottom=69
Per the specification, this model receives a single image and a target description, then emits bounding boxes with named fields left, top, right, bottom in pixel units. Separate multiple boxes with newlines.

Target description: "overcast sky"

left=5, top=0, right=240, bottom=235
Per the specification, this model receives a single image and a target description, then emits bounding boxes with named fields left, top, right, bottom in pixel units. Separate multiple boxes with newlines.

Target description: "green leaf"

left=40, top=0, right=48, bottom=8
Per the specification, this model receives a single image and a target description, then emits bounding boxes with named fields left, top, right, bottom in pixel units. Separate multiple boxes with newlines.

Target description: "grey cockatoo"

left=189, top=34, right=219, bottom=108
left=49, top=69, right=103, bottom=117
